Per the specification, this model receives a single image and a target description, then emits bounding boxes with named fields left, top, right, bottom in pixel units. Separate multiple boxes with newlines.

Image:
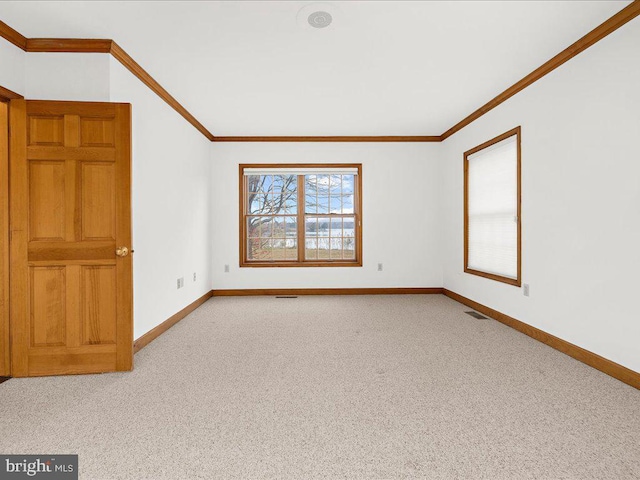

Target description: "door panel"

left=81, top=162, right=116, bottom=240
left=29, top=161, right=67, bottom=241
left=29, top=116, right=64, bottom=146
left=81, top=265, right=117, bottom=345
left=30, top=266, right=66, bottom=347
left=10, top=99, right=132, bottom=377
left=80, top=117, right=115, bottom=147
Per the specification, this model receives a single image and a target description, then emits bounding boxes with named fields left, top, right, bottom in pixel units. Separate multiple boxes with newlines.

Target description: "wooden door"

left=9, top=100, right=133, bottom=377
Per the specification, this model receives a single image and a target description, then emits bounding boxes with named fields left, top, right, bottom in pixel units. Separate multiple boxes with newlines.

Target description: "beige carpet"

left=1, top=295, right=639, bottom=479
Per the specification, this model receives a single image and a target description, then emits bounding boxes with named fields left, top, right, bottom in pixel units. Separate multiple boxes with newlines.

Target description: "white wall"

left=0, top=40, right=25, bottom=94
left=0, top=47, right=109, bottom=101
left=25, top=53, right=110, bottom=101
left=109, top=57, right=212, bottom=339
left=440, top=19, right=640, bottom=372
left=210, top=142, right=442, bottom=289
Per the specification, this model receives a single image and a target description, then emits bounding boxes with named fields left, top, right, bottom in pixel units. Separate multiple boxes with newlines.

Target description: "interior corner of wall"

left=0, top=38, right=26, bottom=94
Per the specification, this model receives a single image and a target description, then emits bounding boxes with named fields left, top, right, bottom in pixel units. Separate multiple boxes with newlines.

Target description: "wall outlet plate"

left=177, top=277, right=184, bottom=289
left=523, top=284, right=530, bottom=296
left=377, top=263, right=383, bottom=271
left=224, top=264, right=230, bottom=273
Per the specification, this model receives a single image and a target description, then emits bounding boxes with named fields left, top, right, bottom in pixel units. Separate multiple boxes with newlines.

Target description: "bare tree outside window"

left=246, top=174, right=298, bottom=261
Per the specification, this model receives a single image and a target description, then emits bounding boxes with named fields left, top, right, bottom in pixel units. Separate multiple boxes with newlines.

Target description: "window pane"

left=305, top=238, right=317, bottom=260
left=273, top=217, right=285, bottom=237
left=247, top=175, right=262, bottom=192
left=261, top=194, right=275, bottom=215
left=317, top=238, right=330, bottom=259
left=317, top=196, right=329, bottom=214
left=272, top=174, right=285, bottom=192
left=248, top=238, right=272, bottom=260
left=343, top=217, right=355, bottom=238
left=342, top=194, right=354, bottom=214
left=262, top=191, right=297, bottom=215
left=270, top=238, right=284, bottom=260
left=330, top=174, right=342, bottom=194
left=285, top=241, right=298, bottom=260
left=342, top=175, right=354, bottom=194
left=330, top=238, right=343, bottom=259
left=247, top=194, right=263, bottom=214
left=330, top=195, right=342, bottom=214
left=305, top=217, right=317, bottom=236
left=330, top=218, right=343, bottom=236
left=261, top=175, right=273, bottom=193
left=305, top=174, right=317, bottom=192
left=344, top=237, right=356, bottom=259
left=262, top=217, right=274, bottom=237
left=305, top=193, right=317, bottom=214
left=284, top=196, right=297, bottom=214
left=285, top=217, right=297, bottom=237
left=317, top=219, right=330, bottom=236
left=316, top=175, right=330, bottom=195
left=247, top=217, right=269, bottom=238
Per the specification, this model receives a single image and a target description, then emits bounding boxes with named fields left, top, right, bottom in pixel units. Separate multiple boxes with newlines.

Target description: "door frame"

left=0, top=100, right=9, bottom=376
left=1, top=85, right=23, bottom=377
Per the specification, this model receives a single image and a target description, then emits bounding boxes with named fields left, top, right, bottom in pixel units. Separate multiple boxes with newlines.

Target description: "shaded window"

left=464, top=127, right=521, bottom=286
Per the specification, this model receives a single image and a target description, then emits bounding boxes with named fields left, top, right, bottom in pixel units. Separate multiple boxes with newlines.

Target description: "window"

left=464, top=127, right=521, bottom=286
left=240, top=164, right=362, bottom=267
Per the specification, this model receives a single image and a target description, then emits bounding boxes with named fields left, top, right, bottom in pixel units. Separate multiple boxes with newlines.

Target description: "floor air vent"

left=465, top=311, right=488, bottom=319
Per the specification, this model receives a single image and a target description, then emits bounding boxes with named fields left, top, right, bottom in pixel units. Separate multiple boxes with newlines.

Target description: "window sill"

left=464, top=267, right=521, bottom=287
left=240, top=261, right=362, bottom=268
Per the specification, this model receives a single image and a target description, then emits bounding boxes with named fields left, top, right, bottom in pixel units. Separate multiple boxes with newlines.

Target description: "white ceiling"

left=0, top=1, right=631, bottom=136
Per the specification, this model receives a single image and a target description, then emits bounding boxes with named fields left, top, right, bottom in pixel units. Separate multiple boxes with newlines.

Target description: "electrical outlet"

left=523, top=284, right=530, bottom=296
left=177, top=277, right=184, bottom=289
left=377, top=263, right=383, bottom=272
left=224, top=264, right=230, bottom=273
left=193, top=272, right=196, bottom=282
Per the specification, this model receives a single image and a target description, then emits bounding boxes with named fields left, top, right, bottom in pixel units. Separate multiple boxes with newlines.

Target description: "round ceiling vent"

left=308, top=11, right=332, bottom=28
left=296, top=3, right=341, bottom=30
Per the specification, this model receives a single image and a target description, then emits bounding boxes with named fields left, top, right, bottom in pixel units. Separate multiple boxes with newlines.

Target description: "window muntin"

left=464, top=127, right=521, bottom=286
left=241, top=165, right=361, bottom=267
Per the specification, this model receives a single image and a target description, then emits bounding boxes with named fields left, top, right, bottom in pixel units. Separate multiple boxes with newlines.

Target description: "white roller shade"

left=244, top=167, right=358, bottom=175
left=467, top=134, right=518, bottom=279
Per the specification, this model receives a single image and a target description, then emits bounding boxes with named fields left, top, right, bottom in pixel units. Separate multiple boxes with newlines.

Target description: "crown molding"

left=0, top=21, right=216, bottom=141
left=213, top=135, right=442, bottom=143
left=440, top=1, right=640, bottom=140
left=109, top=41, right=215, bottom=141
left=25, top=38, right=112, bottom=53
left=0, top=20, right=26, bottom=50
left=2, top=1, right=639, bottom=143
